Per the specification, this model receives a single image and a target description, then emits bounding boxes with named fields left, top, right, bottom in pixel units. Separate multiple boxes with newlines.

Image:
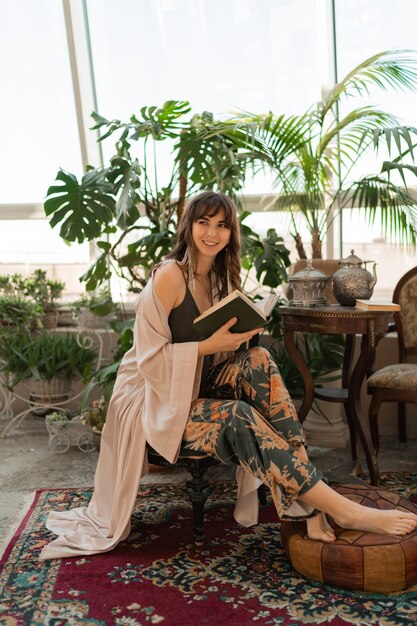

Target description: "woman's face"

left=191, top=207, right=231, bottom=260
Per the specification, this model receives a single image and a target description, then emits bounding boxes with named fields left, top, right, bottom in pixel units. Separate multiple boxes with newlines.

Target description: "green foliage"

left=206, top=50, right=417, bottom=258
left=269, top=333, right=346, bottom=399
left=71, top=287, right=115, bottom=318
left=0, top=270, right=65, bottom=326
left=240, top=213, right=291, bottom=289
left=44, top=100, right=251, bottom=292
left=0, top=297, right=42, bottom=330
left=240, top=211, right=291, bottom=288
left=46, top=411, right=70, bottom=424
left=24, top=269, right=65, bottom=312
left=0, top=273, right=26, bottom=297
left=0, top=332, right=97, bottom=387
left=80, top=396, right=107, bottom=433
left=80, top=318, right=135, bottom=410
left=45, top=169, right=116, bottom=243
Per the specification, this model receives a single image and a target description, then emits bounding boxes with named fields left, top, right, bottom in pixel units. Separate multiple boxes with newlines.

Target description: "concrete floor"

left=1, top=412, right=417, bottom=556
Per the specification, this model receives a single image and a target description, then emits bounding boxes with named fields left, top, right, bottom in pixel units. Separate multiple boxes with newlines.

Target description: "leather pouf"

left=280, top=484, right=417, bottom=592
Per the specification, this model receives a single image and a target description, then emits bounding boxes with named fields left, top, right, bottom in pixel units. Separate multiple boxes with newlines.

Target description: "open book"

left=355, top=299, right=401, bottom=311
left=193, top=290, right=279, bottom=338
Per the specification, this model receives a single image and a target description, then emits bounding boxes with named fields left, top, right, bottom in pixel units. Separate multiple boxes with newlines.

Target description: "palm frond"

left=342, top=175, right=417, bottom=247
left=362, top=125, right=417, bottom=160
left=323, top=50, right=417, bottom=116
left=319, top=108, right=396, bottom=158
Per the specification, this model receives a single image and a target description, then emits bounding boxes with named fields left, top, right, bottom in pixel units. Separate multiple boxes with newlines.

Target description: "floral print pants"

left=183, top=346, right=323, bottom=519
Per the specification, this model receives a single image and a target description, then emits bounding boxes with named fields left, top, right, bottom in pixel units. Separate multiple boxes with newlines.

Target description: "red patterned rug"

left=1, top=474, right=417, bottom=626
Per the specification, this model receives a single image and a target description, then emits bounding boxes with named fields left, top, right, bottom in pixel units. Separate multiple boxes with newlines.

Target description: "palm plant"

left=200, top=50, right=417, bottom=258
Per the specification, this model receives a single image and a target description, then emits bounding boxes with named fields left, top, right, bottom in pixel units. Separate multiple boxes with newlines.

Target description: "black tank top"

left=168, top=285, right=212, bottom=393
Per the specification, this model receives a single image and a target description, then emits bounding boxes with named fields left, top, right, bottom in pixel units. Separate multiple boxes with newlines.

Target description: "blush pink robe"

left=39, top=280, right=261, bottom=560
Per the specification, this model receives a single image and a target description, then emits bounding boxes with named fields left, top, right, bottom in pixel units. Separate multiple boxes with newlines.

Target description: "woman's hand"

left=198, top=317, right=263, bottom=355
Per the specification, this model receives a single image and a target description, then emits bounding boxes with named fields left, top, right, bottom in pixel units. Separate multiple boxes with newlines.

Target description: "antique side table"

left=280, top=305, right=393, bottom=485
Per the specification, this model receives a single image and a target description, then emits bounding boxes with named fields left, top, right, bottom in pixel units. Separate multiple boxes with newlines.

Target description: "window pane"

left=0, top=221, right=89, bottom=265
left=0, top=221, right=90, bottom=298
left=0, top=1, right=82, bottom=203
left=334, top=0, right=417, bottom=183
left=87, top=0, right=322, bottom=194
left=342, top=208, right=416, bottom=297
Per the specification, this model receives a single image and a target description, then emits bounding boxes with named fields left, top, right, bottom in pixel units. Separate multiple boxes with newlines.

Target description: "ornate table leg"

left=347, top=321, right=379, bottom=485
left=283, top=326, right=314, bottom=422
left=342, top=334, right=357, bottom=460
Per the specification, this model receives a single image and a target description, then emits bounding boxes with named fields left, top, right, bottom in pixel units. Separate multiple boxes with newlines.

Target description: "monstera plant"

left=44, top=101, right=280, bottom=292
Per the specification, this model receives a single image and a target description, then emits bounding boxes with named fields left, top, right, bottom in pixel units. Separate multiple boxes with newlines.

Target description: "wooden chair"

left=146, top=444, right=267, bottom=544
left=368, top=266, right=417, bottom=453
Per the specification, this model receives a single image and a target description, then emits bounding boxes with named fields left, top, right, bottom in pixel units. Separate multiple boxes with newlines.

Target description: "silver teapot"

left=332, top=250, right=377, bottom=306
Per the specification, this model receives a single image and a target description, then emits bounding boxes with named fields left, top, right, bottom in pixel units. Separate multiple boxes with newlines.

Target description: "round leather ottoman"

left=280, top=484, right=417, bottom=592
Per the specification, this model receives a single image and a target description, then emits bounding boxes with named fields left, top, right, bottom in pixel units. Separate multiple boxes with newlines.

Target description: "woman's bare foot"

left=334, top=504, right=417, bottom=537
left=298, top=480, right=417, bottom=538
left=306, top=512, right=336, bottom=542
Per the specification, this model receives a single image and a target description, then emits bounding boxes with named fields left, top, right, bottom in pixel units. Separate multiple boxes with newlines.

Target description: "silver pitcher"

left=332, top=249, right=377, bottom=306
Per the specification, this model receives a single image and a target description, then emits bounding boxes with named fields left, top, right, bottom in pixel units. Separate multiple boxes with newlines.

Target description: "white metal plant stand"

left=0, top=327, right=115, bottom=438
left=46, top=415, right=95, bottom=453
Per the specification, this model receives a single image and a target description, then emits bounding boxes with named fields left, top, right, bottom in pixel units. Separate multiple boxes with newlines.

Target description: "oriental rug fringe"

left=1, top=474, right=416, bottom=626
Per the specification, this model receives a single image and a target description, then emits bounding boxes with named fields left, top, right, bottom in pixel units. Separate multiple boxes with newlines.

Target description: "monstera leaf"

left=44, top=169, right=116, bottom=243
left=107, top=156, right=141, bottom=227
left=79, top=242, right=113, bottom=291
left=254, top=229, right=291, bottom=288
left=91, top=100, right=191, bottom=143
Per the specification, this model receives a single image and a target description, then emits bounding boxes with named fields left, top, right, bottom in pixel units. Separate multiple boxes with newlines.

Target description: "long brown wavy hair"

left=164, top=191, right=241, bottom=299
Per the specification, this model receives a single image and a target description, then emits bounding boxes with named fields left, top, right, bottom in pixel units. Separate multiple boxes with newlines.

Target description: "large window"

left=87, top=0, right=321, bottom=120
left=87, top=0, right=322, bottom=194
left=0, top=0, right=82, bottom=204
left=1, top=0, right=416, bottom=297
left=335, top=0, right=417, bottom=183
left=334, top=0, right=417, bottom=283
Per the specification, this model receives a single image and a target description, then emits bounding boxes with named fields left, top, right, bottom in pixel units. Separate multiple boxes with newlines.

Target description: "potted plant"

left=0, top=274, right=42, bottom=330
left=70, top=287, right=117, bottom=328
left=24, top=269, right=65, bottom=328
left=80, top=396, right=107, bottom=449
left=0, top=297, right=42, bottom=331
left=0, top=331, right=97, bottom=403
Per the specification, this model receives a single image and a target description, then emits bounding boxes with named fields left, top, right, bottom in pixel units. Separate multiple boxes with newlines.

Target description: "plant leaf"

left=44, top=169, right=116, bottom=243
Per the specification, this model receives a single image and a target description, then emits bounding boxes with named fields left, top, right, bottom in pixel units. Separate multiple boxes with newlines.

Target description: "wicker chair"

left=368, top=266, right=417, bottom=453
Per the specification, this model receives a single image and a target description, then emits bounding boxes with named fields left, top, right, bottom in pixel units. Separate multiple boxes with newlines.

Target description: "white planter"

left=28, top=378, right=72, bottom=403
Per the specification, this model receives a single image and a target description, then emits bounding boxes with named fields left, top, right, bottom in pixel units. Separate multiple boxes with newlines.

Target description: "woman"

left=40, top=191, right=416, bottom=560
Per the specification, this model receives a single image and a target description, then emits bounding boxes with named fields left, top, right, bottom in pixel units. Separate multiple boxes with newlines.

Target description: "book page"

left=256, top=293, right=280, bottom=316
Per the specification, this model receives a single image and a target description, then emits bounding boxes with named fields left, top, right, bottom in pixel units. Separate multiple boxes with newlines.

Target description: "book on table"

left=193, top=290, right=279, bottom=338
left=355, top=298, right=401, bottom=311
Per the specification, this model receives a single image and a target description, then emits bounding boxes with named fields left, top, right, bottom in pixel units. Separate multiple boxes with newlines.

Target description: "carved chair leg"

left=398, top=401, right=407, bottom=443
left=258, top=484, right=268, bottom=506
left=369, top=389, right=383, bottom=455
left=185, top=465, right=214, bottom=545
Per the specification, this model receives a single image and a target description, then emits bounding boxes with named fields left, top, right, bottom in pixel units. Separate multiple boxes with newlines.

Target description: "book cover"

left=193, top=290, right=279, bottom=338
left=355, top=298, right=401, bottom=311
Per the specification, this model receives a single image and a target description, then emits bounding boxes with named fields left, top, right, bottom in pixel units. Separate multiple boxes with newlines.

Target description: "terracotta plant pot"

left=41, top=311, right=60, bottom=329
